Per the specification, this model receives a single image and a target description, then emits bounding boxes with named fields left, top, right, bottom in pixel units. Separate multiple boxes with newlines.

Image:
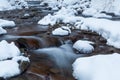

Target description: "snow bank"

left=90, top=0, right=120, bottom=15
left=0, top=19, right=15, bottom=27
left=52, top=26, right=71, bottom=36
left=0, top=60, right=20, bottom=78
left=0, top=40, right=20, bottom=60
left=0, top=27, right=7, bottom=34
left=0, top=0, right=28, bottom=11
left=0, top=19, right=16, bottom=35
left=73, top=53, right=120, bottom=80
left=73, top=40, right=94, bottom=54
left=80, top=18, right=120, bottom=48
left=38, top=7, right=82, bottom=25
left=0, top=40, right=29, bottom=79
left=40, top=0, right=90, bottom=11
left=41, top=0, right=120, bottom=15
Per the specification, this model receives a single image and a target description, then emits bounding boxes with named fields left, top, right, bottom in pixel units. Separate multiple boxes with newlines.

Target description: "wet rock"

left=49, top=68, right=60, bottom=74
left=15, top=38, right=40, bottom=50
left=19, top=61, right=30, bottom=74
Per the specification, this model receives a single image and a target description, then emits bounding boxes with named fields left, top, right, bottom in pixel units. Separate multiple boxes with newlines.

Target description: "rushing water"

left=34, top=44, right=78, bottom=67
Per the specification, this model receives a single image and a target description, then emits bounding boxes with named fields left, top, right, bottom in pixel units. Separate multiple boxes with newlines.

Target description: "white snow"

left=39, top=0, right=120, bottom=49
left=0, top=19, right=15, bottom=27
left=52, top=26, right=71, bottom=36
left=0, top=40, right=29, bottom=79
left=0, top=60, right=20, bottom=79
left=73, top=40, right=94, bottom=54
left=0, top=40, right=20, bottom=60
left=12, top=56, right=30, bottom=62
left=0, top=0, right=28, bottom=11
left=90, top=0, right=120, bottom=15
left=80, top=18, right=120, bottom=48
left=73, top=53, right=120, bottom=80
left=0, top=19, right=16, bottom=34
left=0, top=27, right=7, bottom=34
left=38, top=7, right=81, bottom=25
left=82, top=8, right=112, bottom=18
left=40, top=0, right=90, bottom=11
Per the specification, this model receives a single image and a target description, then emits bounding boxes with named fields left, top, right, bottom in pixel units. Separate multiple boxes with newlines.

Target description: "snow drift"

left=0, top=0, right=28, bottom=11
left=73, top=53, right=120, bottom=80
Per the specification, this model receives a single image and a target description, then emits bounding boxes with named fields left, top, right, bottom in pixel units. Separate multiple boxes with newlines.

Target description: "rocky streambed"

left=0, top=6, right=120, bottom=80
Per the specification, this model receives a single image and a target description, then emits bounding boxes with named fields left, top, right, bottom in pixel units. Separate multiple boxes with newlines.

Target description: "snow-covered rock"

left=0, top=0, right=28, bottom=11
left=52, top=26, right=71, bottom=36
left=40, top=0, right=90, bottom=11
left=0, top=40, right=20, bottom=60
left=0, top=60, right=20, bottom=79
left=82, top=8, right=112, bottom=18
left=0, top=40, right=29, bottom=79
left=80, top=17, right=120, bottom=48
left=73, top=53, right=120, bottom=80
left=0, top=27, right=7, bottom=35
left=0, top=19, right=15, bottom=27
left=38, top=7, right=81, bottom=25
left=90, top=0, right=120, bottom=15
left=73, top=40, right=94, bottom=54
left=0, top=19, right=16, bottom=35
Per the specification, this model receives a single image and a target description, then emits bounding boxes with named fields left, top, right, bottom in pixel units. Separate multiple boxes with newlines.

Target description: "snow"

left=0, top=0, right=28, bottom=11
left=0, top=19, right=16, bottom=35
left=82, top=8, right=112, bottom=18
left=12, top=56, right=30, bottom=62
left=80, top=18, right=120, bottom=48
left=73, top=53, right=120, bottom=80
left=40, top=0, right=90, bottom=11
left=73, top=40, right=94, bottom=54
left=52, top=26, right=71, bottom=36
left=39, top=0, right=120, bottom=49
left=0, top=40, right=29, bottom=79
left=0, top=40, right=20, bottom=60
left=38, top=7, right=81, bottom=25
left=0, top=19, right=15, bottom=27
left=0, top=60, right=20, bottom=79
left=0, top=27, right=7, bottom=34
left=90, top=0, right=120, bottom=15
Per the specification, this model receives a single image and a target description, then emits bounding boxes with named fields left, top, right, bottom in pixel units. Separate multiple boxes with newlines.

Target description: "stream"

left=0, top=1, right=120, bottom=80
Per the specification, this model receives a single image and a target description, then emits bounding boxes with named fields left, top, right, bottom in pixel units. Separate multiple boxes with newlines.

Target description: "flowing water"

left=0, top=1, right=120, bottom=80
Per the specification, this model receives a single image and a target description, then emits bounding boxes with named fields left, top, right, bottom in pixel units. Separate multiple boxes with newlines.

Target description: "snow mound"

left=82, top=8, right=112, bottom=18
left=73, top=40, right=94, bottom=54
left=0, top=40, right=29, bottom=79
left=0, top=0, right=28, bottom=11
left=73, top=53, right=120, bottom=80
left=40, top=0, right=90, bottom=11
left=0, top=19, right=16, bottom=35
left=80, top=18, right=120, bottom=48
left=90, top=0, right=120, bottom=15
left=0, top=27, right=7, bottom=35
left=0, top=19, right=15, bottom=27
left=0, top=40, right=20, bottom=60
left=52, top=26, right=71, bottom=36
left=0, top=60, right=20, bottom=78
left=38, top=7, right=82, bottom=25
